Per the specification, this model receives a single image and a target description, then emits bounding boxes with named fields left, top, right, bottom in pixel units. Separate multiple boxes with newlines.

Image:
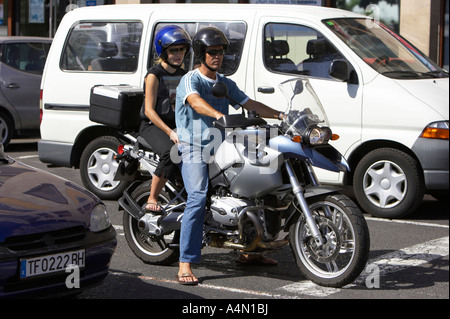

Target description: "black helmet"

left=192, top=27, right=230, bottom=60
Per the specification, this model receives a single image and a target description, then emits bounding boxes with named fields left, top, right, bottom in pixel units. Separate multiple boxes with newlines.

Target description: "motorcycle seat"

left=137, top=136, right=154, bottom=151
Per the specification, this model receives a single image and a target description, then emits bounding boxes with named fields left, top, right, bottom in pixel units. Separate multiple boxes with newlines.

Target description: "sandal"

left=145, top=202, right=161, bottom=212
left=176, top=273, right=199, bottom=286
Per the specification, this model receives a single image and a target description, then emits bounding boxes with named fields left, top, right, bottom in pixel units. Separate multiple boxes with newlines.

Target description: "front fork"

left=284, top=159, right=324, bottom=247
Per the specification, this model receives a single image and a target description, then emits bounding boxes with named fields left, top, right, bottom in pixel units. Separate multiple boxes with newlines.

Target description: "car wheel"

left=353, top=148, right=424, bottom=219
left=80, top=135, right=130, bottom=199
left=0, top=111, right=13, bottom=147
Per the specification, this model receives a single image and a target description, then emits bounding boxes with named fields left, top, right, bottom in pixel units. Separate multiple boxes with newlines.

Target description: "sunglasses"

left=167, top=47, right=187, bottom=54
left=206, top=48, right=225, bottom=56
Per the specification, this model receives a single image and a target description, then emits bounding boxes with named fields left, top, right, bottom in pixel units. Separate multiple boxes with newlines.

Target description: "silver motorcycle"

left=117, top=78, right=370, bottom=288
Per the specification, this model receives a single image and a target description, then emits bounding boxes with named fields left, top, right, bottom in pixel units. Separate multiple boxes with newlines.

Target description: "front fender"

left=269, top=135, right=349, bottom=172
left=283, top=186, right=341, bottom=232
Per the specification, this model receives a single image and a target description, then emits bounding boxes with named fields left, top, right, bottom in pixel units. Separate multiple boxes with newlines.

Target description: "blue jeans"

left=178, top=143, right=209, bottom=263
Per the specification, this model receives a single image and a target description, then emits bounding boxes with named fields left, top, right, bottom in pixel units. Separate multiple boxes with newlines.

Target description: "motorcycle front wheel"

left=123, top=180, right=180, bottom=265
left=289, top=194, right=370, bottom=288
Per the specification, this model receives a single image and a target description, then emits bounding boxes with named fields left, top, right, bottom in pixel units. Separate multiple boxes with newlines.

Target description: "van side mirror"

left=329, top=60, right=349, bottom=82
left=329, top=60, right=359, bottom=85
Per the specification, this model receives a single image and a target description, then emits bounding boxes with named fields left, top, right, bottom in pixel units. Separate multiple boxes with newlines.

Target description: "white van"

left=39, top=3, right=449, bottom=218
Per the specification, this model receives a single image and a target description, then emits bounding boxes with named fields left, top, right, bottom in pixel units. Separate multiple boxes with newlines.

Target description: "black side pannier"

left=89, top=85, right=143, bottom=131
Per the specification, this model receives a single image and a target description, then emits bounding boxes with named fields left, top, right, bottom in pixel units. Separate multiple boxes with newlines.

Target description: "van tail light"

left=114, top=145, right=125, bottom=161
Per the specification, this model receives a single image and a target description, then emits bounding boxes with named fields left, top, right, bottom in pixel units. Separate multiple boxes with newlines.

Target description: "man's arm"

left=186, top=93, right=224, bottom=120
left=243, top=99, right=282, bottom=120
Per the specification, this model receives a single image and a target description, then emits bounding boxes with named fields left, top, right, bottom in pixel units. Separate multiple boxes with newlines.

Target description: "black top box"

left=90, top=85, right=143, bottom=131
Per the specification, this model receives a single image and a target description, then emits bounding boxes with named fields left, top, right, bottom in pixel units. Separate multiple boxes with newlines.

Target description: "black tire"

left=123, top=180, right=180, bottom=265
left=353, top=148, right=425, bottom=218
left=289, top=194, right=370, bottom=288
left=80, top=135, right=129, bottom=199
left=0, top=110, right=13, bottom=147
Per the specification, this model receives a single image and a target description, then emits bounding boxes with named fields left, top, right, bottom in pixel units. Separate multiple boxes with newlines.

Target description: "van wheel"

left=80, top=136, right=129, bottom=199
left=353, top=148, right=424, bottom=219
left=0, top=111, right=13, bottom=147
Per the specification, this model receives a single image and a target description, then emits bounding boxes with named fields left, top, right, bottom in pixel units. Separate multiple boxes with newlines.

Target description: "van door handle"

left=5, top=83, right=20, bottom=89
left=257, top=86, right=275, bottom=94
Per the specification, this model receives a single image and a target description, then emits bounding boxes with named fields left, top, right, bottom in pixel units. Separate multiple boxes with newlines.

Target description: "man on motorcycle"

left=174, top=27, right=284, bottom=285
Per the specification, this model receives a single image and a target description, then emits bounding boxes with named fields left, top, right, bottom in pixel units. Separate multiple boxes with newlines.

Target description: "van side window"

left=264, top=23, right=344, bottom=79
left=150, top=22, right=246, bottom=75
left=1, top=42, right=50, bottom=75
left=61, top=21, right=143, bottom=72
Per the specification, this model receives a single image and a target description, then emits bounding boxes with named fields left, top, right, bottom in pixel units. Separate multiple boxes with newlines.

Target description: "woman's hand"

left=169, top=130, right=180, bottom=144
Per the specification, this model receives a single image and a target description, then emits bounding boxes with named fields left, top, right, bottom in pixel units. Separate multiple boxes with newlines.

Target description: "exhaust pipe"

left=222, top=205, right=290, bottom=251
left=222, top=210, right=263, bottom=251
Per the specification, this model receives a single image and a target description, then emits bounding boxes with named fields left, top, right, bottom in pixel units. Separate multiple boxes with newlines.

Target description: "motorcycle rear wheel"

left=289, top=194, right=370, bottom=288
left=123, top=180, right=180, bottom=265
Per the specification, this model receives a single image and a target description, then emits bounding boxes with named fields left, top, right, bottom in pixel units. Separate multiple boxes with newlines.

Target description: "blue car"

left=0, top=144, right=116, bottom=298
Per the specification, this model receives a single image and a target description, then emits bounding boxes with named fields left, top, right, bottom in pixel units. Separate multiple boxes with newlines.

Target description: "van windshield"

left=324, top=18, right=449, bottom=79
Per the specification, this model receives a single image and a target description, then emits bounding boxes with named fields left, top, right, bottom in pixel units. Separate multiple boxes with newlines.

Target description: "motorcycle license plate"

left=20, top=249, right=85, bottom=279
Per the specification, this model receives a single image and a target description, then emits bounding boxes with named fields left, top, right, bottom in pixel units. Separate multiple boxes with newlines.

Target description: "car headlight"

left=303, top=126, right=332, bottom=145
left=89, top=204, right=111, bottom=232
left=420, top=121, right=449, bottom=140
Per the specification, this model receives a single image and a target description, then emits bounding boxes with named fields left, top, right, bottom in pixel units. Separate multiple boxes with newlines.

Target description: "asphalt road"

left=4, top=139, right=449, bottom=307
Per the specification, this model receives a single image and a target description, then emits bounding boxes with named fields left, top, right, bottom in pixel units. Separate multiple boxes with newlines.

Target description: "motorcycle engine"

left=210, top=196, right=253, bottom=226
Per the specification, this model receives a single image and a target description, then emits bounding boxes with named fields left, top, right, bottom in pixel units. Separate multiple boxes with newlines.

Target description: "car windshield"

left=324, top=18, right=449, bottom=79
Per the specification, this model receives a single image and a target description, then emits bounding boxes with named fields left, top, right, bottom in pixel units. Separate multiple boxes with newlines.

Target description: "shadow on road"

left=77, top=269, right=202, bottom=299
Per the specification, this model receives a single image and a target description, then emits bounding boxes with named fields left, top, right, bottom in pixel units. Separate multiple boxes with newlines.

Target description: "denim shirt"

left=175, top=69, right=248, bottom=148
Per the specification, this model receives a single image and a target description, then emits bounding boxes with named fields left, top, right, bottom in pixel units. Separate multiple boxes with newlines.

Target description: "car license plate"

left=20, top=249, right=85, bottom=279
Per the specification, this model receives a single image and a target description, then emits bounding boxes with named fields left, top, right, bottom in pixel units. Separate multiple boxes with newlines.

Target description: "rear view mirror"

left=329, top=59, right=349, bottom=82
left=211, top=81, right=228, bottom=98
left=329, top=60, right=359, bottom=84
left=212, top=81, right=244, bottom=109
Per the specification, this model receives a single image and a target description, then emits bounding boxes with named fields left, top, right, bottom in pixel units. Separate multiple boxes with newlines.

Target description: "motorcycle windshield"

left=278, top=78, right=330, bottom=136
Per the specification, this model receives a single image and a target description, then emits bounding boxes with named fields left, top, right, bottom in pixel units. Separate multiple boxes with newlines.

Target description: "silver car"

left=0, top=36, right=52, bottom=146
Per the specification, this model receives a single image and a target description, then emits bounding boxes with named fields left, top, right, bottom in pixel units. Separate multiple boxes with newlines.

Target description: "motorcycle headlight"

left=89, top=203, right=111, bottom=233
left=304, top=126, right=332, bottom=145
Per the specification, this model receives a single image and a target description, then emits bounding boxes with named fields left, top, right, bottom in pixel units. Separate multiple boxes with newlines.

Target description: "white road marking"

left=365, top=216, right=449, bottom=229
left=112, top=218, right=448, bottom=298
left=279, top=236, right=449, bottom=297
left=15, top=155, right=39, bottom=159
left=108, top=271, right=298, bottom=299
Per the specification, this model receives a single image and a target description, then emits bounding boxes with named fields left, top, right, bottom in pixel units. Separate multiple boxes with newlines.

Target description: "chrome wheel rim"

left=363, top=160, right=407, bottom=208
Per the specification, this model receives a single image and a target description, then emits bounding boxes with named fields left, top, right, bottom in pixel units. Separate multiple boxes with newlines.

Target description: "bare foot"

left=145, top=201, right=161, bottom=212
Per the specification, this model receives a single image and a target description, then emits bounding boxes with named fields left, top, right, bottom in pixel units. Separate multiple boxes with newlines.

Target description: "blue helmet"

left=154, top=25, right=191, bottom=59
